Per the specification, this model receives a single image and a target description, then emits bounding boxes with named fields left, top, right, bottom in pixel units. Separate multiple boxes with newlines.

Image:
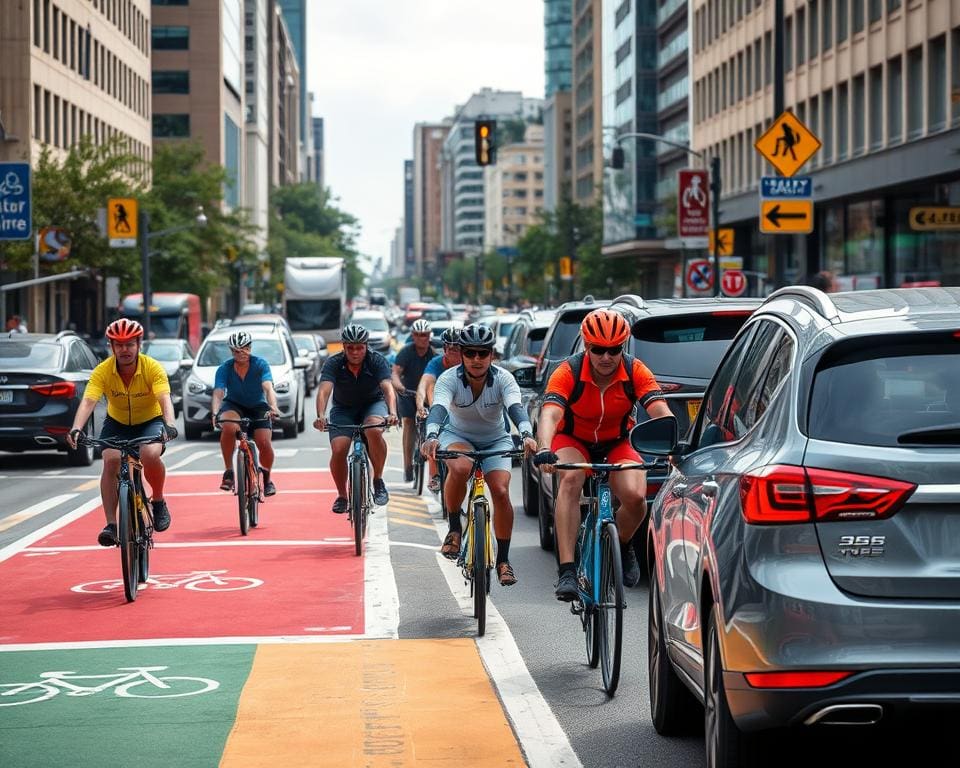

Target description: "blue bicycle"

left=554, top=460, right=663, bottom=696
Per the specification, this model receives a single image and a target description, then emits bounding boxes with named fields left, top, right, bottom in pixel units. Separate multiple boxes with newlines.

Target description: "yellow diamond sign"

left=754, top=111, right=821, bottom=178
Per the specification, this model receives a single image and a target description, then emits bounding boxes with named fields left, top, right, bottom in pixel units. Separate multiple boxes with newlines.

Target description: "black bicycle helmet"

left=458, top=323, right=495, bottom=349
left=341, top=323, right=369, bottom=344
left=440, top=326, right=461, bottom=344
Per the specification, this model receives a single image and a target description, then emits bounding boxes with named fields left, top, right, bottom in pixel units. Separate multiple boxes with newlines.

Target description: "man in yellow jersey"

left=67, top=318, right=178, bottom=546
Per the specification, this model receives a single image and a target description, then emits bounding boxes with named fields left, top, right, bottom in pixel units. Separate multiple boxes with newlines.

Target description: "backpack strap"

left=619, top=354, right=638, bottom=437
left=561, top=352, right=587, bottom=435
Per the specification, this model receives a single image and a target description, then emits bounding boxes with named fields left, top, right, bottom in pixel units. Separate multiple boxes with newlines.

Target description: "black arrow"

left=765, top=204, right=807, bottom=228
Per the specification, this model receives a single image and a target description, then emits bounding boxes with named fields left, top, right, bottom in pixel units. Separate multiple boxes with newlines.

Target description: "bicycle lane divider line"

left=365, top=501, right=400, bottom=640
left=428, top=498, right=583, bottom=768
left=219, top=640, right=525, bottom=767
left=0, top=496, right=101, bottom=565
left=0, top=494, right=79, bottom=534
left=0, top=644, right=257, bottom=768
left=165, top=449, right=216, bottom=471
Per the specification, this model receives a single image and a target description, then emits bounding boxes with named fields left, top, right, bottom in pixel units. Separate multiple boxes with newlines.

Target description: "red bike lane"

left=0, top=469, right=366, bottom=645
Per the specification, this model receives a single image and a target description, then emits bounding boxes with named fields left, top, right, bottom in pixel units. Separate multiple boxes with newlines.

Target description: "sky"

left=308, top=1, right=546, bottom=274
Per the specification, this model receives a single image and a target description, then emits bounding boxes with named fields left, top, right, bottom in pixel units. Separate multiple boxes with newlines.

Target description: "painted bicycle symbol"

left=0, top=666, right=219, bottom=707
left=71, top=569, right=263, bottom=594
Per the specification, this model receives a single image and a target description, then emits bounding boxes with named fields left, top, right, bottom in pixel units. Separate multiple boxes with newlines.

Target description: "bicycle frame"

left=217, top=416, right=264, bottom=535
left=326, top=420, right=388, bottom=556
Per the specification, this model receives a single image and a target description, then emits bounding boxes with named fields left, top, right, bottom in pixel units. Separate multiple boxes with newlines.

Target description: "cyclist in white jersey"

left=421, top=324, right=537, bottom=586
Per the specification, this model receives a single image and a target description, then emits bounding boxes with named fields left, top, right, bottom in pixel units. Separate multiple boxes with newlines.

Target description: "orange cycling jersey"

left=543, top=354, right=665, bottom=444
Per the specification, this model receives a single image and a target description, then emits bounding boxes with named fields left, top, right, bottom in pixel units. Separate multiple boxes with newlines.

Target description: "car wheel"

left=184, top=421, right=205, bottom=441
left=522, top=459, right=540, bottom=517
left=648, top=566, right=699, bottom=735
left=66, top=420, right=95, bottom=466
left=538, top=473, right=555, bottom=552
left=704, top=607, right=758, bottom=768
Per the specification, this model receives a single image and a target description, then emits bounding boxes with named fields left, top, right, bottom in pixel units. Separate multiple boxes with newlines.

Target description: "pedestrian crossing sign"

left=107, top=197, right=138, bottom=247
left=754, top=111, right=820, bottom=178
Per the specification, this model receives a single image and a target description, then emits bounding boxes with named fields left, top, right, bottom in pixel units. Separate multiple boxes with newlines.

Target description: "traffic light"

left=611, top=146, right=625, bottom=169
left=474, top=120, right=497, bottom=166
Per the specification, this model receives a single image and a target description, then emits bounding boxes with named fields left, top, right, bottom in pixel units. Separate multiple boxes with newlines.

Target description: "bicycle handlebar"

left=77, top=431, right=168, bottom=451
left=436, top=448, right=525, bottom=461
left=216, top=413, right=273, bottom=427
left=322, top=420, right=391, bottom=432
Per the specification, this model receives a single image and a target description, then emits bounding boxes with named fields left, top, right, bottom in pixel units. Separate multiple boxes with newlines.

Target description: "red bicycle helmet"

left=105, top=318, right=144, bottom=341
left=580, top=309, right=630, bottom=347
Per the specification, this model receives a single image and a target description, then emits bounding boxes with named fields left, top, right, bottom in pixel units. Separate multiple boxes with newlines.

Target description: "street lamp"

left=139, top=205, right=207, bottom=338
left=610, top=131, right=722, bottom=297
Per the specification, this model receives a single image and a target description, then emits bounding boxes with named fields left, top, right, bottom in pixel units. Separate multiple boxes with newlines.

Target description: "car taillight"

left=744, top=671, right=854, bottom=688
left=30, top=381, right=76, bottom=398
left=739, top=465, right=916, bottom=525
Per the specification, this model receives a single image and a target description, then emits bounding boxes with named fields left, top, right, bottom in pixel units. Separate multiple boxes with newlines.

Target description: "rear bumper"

left=0, top=424, right=70, bottom=451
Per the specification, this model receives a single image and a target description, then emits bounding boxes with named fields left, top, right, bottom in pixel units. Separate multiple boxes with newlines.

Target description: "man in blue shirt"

left=314, top=323, right=398, bottom=512
left=211, top=330, right=281, bottom=496
left=391, top=318, right=435, bottom=483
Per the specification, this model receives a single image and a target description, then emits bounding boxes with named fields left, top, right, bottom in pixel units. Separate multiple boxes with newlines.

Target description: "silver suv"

left=182, top=324, right=308, bottom=440
left=631, top=286, right=960, bottom=766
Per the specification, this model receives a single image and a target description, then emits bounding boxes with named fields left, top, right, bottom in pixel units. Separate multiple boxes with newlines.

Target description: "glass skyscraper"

left=277, top=1, right=307, bottom=141
left=544, top=0, right=572, bottom=97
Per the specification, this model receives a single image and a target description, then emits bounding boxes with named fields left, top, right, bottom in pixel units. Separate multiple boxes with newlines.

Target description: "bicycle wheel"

left=247, top=452, right=260, bottom=528
left=118, top=486, right=139, bottom=603
left=0, top=683, right=59, bottom=707
left=137, top=493, right=150, bottom=584
left=350, top=456, right=364, bottom=556
left=576, top=524, right=600, bottom=668
left=116, top=675, right=220, bottom=698
left=472, top=499, right=488, bottom=636
left=598, top=522, right=624, bottom=696
left=413, top=425, right=425, bottom=495
left=236, top=451, right=250, bottom=536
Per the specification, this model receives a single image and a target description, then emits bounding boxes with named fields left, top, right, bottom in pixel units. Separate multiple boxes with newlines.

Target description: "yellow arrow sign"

left=709, top=228, right=734, bottom=257
left=754, top=111, right=821, bottom=178
left=760, top=200, right=814, bottom=234
left=909, top=206, right=960, bottom=231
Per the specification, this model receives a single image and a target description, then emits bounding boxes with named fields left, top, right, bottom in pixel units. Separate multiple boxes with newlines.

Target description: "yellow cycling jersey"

left=84, top=353, right=170, bottom=425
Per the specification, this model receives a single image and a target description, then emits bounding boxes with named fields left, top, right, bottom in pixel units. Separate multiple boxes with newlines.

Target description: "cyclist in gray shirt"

left=421, top=324, right=537, bottom=586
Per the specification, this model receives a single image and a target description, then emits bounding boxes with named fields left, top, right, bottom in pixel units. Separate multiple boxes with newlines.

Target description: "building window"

left=33, top=85, right=41, bottom=139
left=52, top=94, right=60, bottom=147
left=954, top=28, right=960, bottom=125
left=754, top=39, right=761, bottom=91
left=764, top=31, right=772, bottom=85
left=152, top=26, right=189, bottom=50
left=837, top=0, right=848, bottom=42
left=822, top=89, right=833, bottom=163
left=837, top=82, right=849, bottom=159
left=153, top=70, right=189, bottom=93
left=888, top=55, right=902, bottom=144
left=823, top=0, right=832, bottom=51
left=153, top=113, right=190, bottom=137
left=796, top=8, right=806, bottom=66
left=929, top=35, right=946, bottom=131
left=868, top=65, right=882, bottom=150
left=809, top=95, right=819, bottom=166
left=785, top=17, right=793, bottom=72
left=868, top=0, right=881, bottom=24
left=853, top=0, right=864, bottom=34
left=152, top=0, right=189, bottom=5
left=907, top=47, right=923, bottom=139
left=809, top=0, right=818, bottom=59
left=886, top=0, right=900, bottom=12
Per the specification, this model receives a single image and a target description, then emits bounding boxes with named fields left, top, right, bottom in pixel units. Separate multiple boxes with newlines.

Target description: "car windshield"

left=420, top=308, right=451, bottom=321
left=0, top=341, right=62, bottom=369
left=198, top=339, right=286, bottom=366
left=808, top=338, right=960, bottom=447
left=628, top=313, right=751, bottom=380
left=548, top=315, right=585, bottom=358
left=143, top=343, right=182, bottom=362
left=294, top=337, right=314, bottom=352
left=528, top=328, right=547, bottom=355
left=353, top=316, right=389, bottom=332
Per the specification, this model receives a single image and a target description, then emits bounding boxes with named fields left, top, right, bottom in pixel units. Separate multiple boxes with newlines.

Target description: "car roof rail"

left=54, top=329, right=78, bottom=341
left=764, top=286, right=840, bottom=321
left=611, top=294, right=646, bottom=310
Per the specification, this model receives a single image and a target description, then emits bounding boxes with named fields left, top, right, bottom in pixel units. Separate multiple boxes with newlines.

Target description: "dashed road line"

left=0, top=494, right=79, bottom=533
left=387, top=517, right=436, bottom=531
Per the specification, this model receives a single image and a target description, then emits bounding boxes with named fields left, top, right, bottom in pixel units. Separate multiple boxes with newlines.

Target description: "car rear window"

left=547, top=314, right=587, bottom=358
left=628, top=313, right=750, bottom=379
left=0, top=341, right=62, bottom=369
left=808, top=336, right=960, bottom=446
left=528, top=327, right=547, bottom=355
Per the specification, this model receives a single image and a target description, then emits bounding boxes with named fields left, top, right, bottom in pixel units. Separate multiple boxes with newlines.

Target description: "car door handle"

left=701, top=481, right=719, bottom=499
left=671, top=483, right=688, bottom=498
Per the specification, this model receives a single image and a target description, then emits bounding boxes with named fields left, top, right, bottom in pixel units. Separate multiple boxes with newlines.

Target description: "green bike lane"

left=0, top=466, right=569, bottom=767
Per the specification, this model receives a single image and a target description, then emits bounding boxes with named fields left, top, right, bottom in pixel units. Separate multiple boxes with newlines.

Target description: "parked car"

left=0, top=330, right=103, bottom=465
left=182, top=324, right=309, bottom=440
left=518, top=294, right=761, bottom=556
left=476, top=313, right=519, bottom=356
left=498, top=309, right=556, bottom=376
left=347, top=309, right=392, bottom=353
left=292, top=333, right=323, bottom=394
left=142, top=338, right=195, bottom=417
left=632, top=286, right=960, bottom=766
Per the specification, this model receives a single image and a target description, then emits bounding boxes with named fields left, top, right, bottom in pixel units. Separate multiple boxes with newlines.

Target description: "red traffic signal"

left=474, top=120, right=497, bottom=166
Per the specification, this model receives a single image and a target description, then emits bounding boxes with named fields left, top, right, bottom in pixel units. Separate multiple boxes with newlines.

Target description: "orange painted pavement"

left=220, top=640, right=526, bottom=767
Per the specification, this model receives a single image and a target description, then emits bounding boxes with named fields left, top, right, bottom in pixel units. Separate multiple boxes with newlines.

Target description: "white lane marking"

left=304, top=625, right=353, bottom=632
left=364, top=501, right=400, bottom=640
left=166, top=450, right=215, bottom=471
left=162, top=443, right=190, bottom=456
left=0, top=467, right=332, bottom=480
left=388, top=541, right=441, bottom=552
left=0, top=634, right=389, bottom=652
left=162, top=489, right=338, bottom=497
left=428, top=498, right=582, bottom=768
left=0, top=496, right=102, bottom=564
left=0, top=494, right=80, bottom=533
left=23, top=539, right=354, bottom=553
left=42, top=469, right=68, bottom=475
left=273, top=448, right=298, bottom=457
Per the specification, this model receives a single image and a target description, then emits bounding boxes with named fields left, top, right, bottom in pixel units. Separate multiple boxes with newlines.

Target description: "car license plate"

left=686, top=399, right=701, bottom=421
left=0, top=389, right=12, bottom=404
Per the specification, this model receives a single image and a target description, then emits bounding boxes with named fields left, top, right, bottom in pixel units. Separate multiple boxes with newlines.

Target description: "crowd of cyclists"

left=66, top=305, right=669, bottom=597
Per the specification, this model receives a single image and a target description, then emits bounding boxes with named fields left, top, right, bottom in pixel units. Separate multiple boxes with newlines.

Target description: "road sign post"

left=0, top=163, right=32, bottom=241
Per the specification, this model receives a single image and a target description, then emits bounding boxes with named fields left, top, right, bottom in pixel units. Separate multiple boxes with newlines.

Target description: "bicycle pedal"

left=569, top=603, right=583, bottom=616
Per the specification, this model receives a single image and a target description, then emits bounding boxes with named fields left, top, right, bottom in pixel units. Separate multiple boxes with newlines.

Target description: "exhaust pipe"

left=34, top=436, right=58, bottom=446
left=804, top=704, right=884, bottom=726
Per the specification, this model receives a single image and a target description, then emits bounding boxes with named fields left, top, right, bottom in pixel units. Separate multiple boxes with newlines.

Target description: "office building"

left=572, top=0, right=604, bottom=203
left=483, top=125, right=546, bottom=248
left=543, top=90, right=573, bottom=210
left=412, top=122, right=450, bottom=281
left=545, top=0, right=573, bottom=96
left=276, top=0, right=309, bottom=180
left=270, top=4, right=300, bottom=186
left=312, top=115, right=324, bottom=188
left=244, top=0, right=271, bottom=264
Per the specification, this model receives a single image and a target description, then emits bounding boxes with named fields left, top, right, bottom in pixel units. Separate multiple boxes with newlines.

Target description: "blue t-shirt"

left=424, top=355, right=454, bottom=379
left=214, top=355, right=273, bottom=408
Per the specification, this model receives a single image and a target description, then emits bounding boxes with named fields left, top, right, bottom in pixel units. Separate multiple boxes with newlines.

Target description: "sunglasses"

left=344, top=344, right=367, bottom=353
left=589, top=344, right=623, bottom=357
left=461, top=348, right=492, bottom=359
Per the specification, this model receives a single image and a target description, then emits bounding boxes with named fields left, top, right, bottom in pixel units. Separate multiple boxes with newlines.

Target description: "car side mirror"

left=512, top=366, right=537, bottom=388
left=180, top=359, right=194, bottom=369
left=629, top=416, right=679, bottom=456
left=293, top=356, right=310, bottom=370
left=298, top=348, right=310, bottom=357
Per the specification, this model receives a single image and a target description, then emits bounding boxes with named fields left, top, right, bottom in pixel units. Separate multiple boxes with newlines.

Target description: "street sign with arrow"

left=760, top=200, right=813, bottom=234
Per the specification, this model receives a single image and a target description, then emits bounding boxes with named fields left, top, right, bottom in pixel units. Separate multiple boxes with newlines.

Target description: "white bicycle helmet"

left=341, top=323, right=370, bottom=344
left=228, top=330, right=253, bottom=349
left=410, top=319, right=431, bottom=334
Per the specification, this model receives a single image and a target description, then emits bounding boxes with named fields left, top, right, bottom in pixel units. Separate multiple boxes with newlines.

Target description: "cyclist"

left=532, top=308, right=672, bottom=600
left=391, top=318, right=435, bottom=483
left=211, top=330, right=281, bottom=496
left=313, top=323, right=398, bottom=512
left=415, top=326, right=462, bottom=492
left=421, top=324, right=537, bottom=586
left=66, top=318, right=178, bottom=546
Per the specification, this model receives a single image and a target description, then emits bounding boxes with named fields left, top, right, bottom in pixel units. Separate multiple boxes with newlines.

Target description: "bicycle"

left=397, top=389, right=426, bottom=495
left=435, top=447, right=524, bottom=637
left=78, top=431, right=168, bottom=603
left=552, top=459, right=664, bottom=696
left=216, top=415, right=269, bottom=535
left=324, top=420, right=390, bottom=556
